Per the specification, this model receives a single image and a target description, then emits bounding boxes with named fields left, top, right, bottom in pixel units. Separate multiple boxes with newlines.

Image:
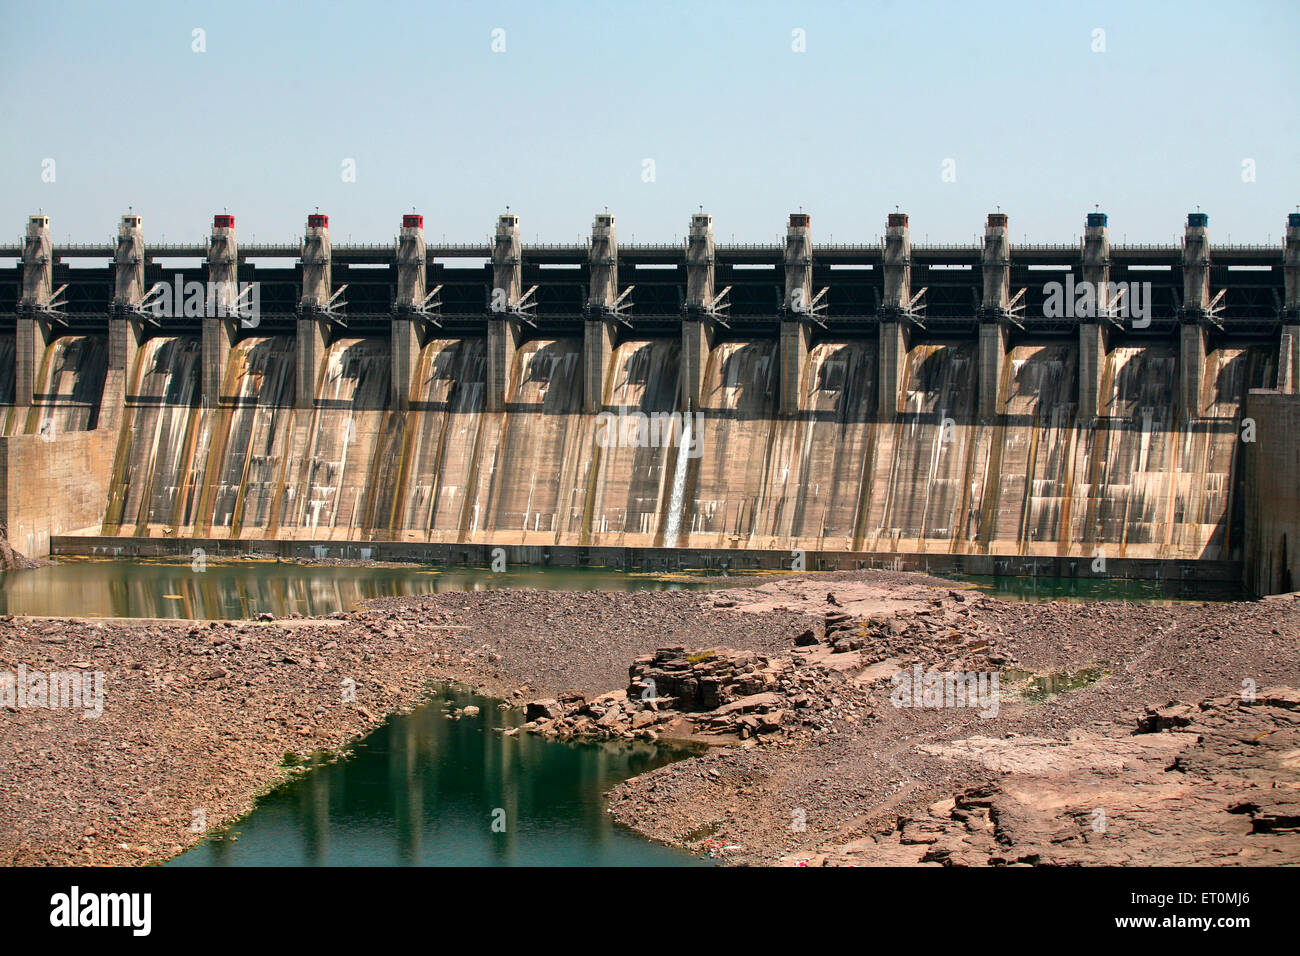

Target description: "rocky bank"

left=0, top=569, right=1296, bottom=866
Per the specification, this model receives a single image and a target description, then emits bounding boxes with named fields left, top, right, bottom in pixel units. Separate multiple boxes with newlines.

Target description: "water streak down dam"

left=1, top=208, right=1297, bottom=595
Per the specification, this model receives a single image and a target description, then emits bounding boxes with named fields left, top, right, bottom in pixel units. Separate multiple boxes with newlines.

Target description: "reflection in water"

left=953, top=574, right=1249, bottom=604
left=0, top=559, right=720, bottom=620
left=0, top=561, right=1245, bottom=622
left=1002, top=665, right=1110, bottom=703
left=170, top=684, right=705, bottom=867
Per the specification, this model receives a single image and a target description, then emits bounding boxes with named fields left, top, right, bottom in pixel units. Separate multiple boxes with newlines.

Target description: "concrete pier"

left=112, top=214, right=145, bottom=312
left=878, top=320, right=907, bottom=418
left=680, top=213, right=716, bottom=411
left=878, top=212, right=911, bottom=418
left=391, top=319, right=420, bottom=411
left=394, top=213, right=427, bottom=311
left=295, top=214, right=331, bottom=409
left=203, top=214, right=239, bottom=407
left=300, top=213, right=332, bottom=310
left=1281, top=326, right=1299, bottom=394
left=202, top=316, right=236, bottom=408
left=1078, top=212, right=1110, bottom=420
left=1182, top=212, right=1211, bottom=313
left=1078, top=323, right=1108, bottom=420
left=486, top=319, right=519, bottom=413
left=16, top=215, right=55, bottom=408
left=685, top=213, right=716, bottom=310
left=109, top=213, right=149, bottom=409
left=487, top=213, right=523, bottom=413
left=108, top=316, right=144, bottom=403
left=14, top=318, right=50, bottom=409
left=295, top=318, right=326, bottom=410
left=296, top=214, right=335, bottom=408
left=1280, top=213, right=1300, bottom=393
left=882, top=213, right=912, bottom=312
left=779, top=213, right=813, bottom=415
left=583, top=213, right=619, bottom=413
left=681, top=318, right=712, bottom=412
left=978, top=213, right=1010, bottom=418
left=1180, top=323, right=1208, bottom=418
left=978, top=324, right=1007, bottom=418
left=19, top=215, right=52, bottom=310
left=1180, top=212, right=1211, bottom=418
left=981, top=213, right=1011, bottom=312
left=391, top=214, right=427, bottom=410
left=587, top=212, right=618, bottom=311
left=778, top=320, right=810, bottom=415
left=583, top=319, right=615, bottom=412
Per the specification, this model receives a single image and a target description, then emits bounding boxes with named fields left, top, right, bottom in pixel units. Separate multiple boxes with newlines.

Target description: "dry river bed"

left=0, top=569, right=1297, bottom=866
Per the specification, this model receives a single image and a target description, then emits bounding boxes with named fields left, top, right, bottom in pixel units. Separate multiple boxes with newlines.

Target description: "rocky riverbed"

left=0, top=525, right=39, bottom=571
left=1, top=569, right=1296, bottom=866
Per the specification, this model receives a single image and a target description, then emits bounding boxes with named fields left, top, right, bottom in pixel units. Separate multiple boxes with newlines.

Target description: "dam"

left=0, top=208, right=1297, bottom=595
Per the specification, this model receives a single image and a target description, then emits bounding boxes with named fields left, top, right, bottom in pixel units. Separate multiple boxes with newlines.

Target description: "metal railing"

left=0, top=240, right=1283, bottom=262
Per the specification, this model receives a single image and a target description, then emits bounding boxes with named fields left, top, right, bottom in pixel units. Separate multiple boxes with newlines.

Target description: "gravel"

left=1, top=571, right=1295, bottom=866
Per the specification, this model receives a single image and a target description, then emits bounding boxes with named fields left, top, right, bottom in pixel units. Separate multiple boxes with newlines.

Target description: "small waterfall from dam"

left=662, top=412, right=691, bottom=548
left=88, top=328, right=1274, bottom=564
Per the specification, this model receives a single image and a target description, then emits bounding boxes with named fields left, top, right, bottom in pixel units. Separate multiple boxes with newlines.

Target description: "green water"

left=1002, top=665, right=1111, bottom=703
left=0, top=559, right=1251, bottom=621
left=0, top=556, right=1256, bottom=623
left=953, top=574, right=1250, bottom=604
left=169, top=683, right=706, bottom=867
left=0, top=558, right=721, bottom=620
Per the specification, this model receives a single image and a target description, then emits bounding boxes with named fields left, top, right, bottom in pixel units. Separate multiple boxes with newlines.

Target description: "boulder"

left=525, top=698, right=562, bottom=722
left=1136, top=701, right=1196, bottom=733
left=711, top=692, right=782, bottom=717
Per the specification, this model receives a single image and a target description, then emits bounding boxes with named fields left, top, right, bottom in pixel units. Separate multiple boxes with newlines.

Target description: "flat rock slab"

left=836, top=692, right=1300, bottom=866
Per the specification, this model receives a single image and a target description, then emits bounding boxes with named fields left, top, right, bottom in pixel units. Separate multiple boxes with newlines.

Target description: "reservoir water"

left=168, top=683, right=706, bottom=867
left=0, top=558, right=720, bottom=620
left=0, top=558, right=1247, bottom=621
left=954, top=573, right=1249, bottom=604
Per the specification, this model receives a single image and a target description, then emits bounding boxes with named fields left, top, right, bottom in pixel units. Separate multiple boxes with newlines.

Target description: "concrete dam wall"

left=0, top=328, right=120, bottom=558
left=88, top=328, right=1273, bottom=566
left=0, top=332, right=107, bottom=436
left=2, top=207, right=1298, bottom=592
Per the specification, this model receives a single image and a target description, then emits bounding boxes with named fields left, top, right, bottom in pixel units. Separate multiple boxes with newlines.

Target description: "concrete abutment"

left=1243, top=390, right=1300, bottom=595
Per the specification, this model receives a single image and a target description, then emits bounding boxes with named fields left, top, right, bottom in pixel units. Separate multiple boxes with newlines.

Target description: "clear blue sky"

left=1, top=0, right=1296, bottom=246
